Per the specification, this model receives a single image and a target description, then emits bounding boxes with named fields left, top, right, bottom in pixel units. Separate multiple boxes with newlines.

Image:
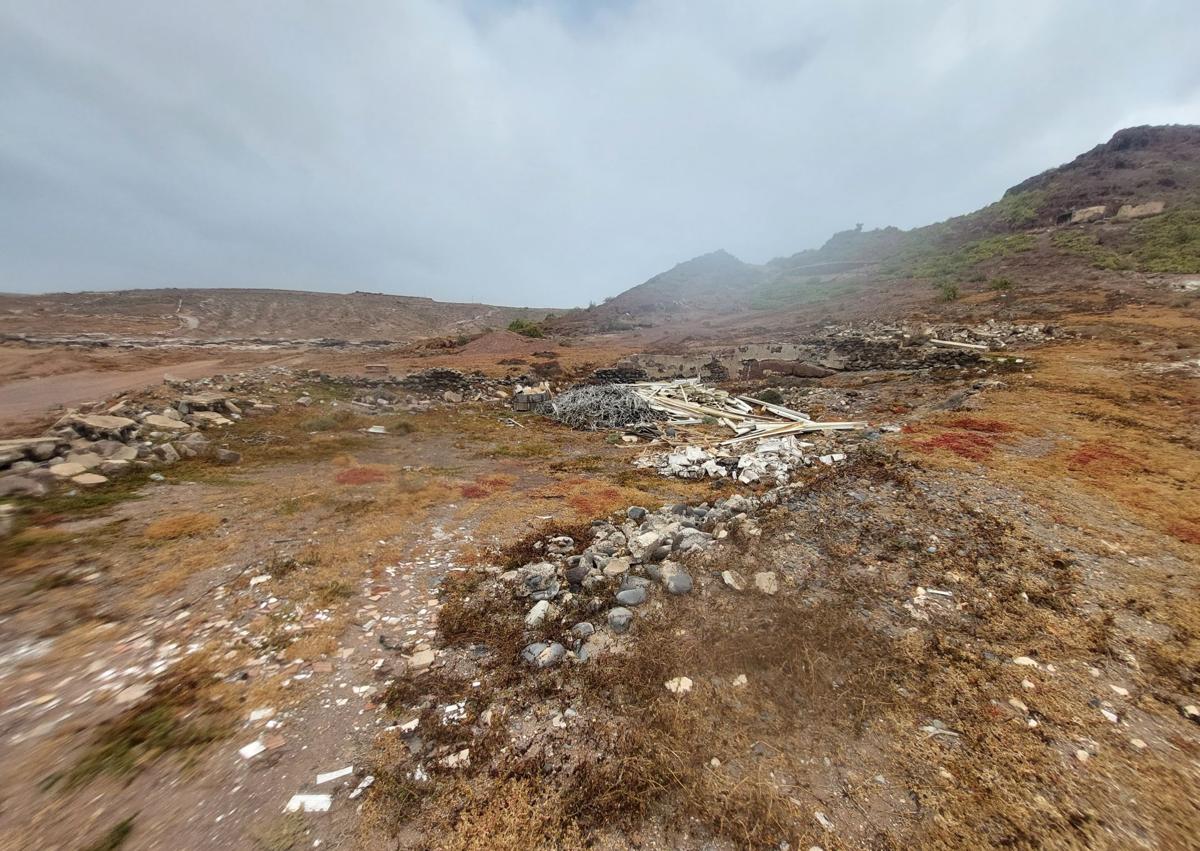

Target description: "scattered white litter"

left=239, top=741, right=266, bottom=760
left=284, top=794, right=332, bottom=813
left=315, top=765, right=354, bottom=785
left=348, top=775, right=375, bottom=799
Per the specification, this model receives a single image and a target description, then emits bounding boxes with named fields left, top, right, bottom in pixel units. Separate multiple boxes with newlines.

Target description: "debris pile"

left=541, top=384, right=665, bottom=431
left=635, top=435, right=846, bottom=484
left=630, top=378, right=867, bottom=445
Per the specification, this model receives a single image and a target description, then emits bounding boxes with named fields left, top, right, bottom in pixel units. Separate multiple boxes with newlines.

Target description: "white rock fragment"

left=284, top=794, right=332, bottom=813
left=316, top=766, right=354, bottom=785
left=665, top=676, right=693, bottom=695
left=239, top=741, right=266, bottom=760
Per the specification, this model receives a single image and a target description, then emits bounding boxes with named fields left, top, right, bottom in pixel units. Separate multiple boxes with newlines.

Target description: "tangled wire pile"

left=541, top=384, right=665, bottom=431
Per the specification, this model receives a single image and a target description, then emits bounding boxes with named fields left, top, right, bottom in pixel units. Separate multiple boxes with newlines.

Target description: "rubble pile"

left=324, top=368, right=516, bottom=407
left=589, top=366, right=649, bottom=384
left=0, top=391, right=248, bottom=497
left=635, top=435, right=847, bottom=484
left=541, top=384, right=664, bottom=431
left=502, top=496, right=762, bottom=668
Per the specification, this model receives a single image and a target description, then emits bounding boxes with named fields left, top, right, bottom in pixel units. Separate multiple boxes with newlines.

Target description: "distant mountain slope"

left=572, top=124, right=1200, bottom=330
left=0, top=288, right=551, bottom=342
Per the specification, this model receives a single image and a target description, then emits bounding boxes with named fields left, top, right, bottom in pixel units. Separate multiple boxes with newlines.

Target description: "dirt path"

left=0, top=360, right=225, bottom=425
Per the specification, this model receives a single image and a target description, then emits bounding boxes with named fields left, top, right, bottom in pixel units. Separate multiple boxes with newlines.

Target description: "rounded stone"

left=665, top=572, right=693, bottom=595
left=607, top=607, right=633, bottom=633
left=615, top=587, right=646, bottom=607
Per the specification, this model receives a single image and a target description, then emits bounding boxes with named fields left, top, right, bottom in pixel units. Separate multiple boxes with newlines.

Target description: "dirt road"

left=0, top=360, right=226, bottom=428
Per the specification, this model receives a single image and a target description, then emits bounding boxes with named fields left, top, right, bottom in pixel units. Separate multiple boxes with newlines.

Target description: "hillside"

left=0, top=288, right=551, bottom=343
left=568, top=125, right=1200, bottom=334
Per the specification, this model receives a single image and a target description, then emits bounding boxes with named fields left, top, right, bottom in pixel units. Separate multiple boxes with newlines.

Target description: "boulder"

left=143, top=414, right=191, bottom=432
left=64, top=451, right=103, bottom=470
left=0, top=476, right=48, bottom=498
left=49, top=462, right=88, bottom=478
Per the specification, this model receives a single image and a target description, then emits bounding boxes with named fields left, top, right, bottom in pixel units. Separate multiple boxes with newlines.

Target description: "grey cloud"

left=0, top=0, right=1197, bottom=306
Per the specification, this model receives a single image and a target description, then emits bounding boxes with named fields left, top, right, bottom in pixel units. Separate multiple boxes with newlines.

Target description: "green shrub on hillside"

left=902, top=233, right=1035, bottom=280
left=507, top=319, right=544, bottom=338
left=1130, top=210, right=1200, bottom=273
left=1051, top=229, right=1131, bottom=270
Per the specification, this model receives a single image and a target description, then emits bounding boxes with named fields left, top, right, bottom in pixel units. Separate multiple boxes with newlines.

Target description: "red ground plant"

left=335, top=467, right=388, bottom=485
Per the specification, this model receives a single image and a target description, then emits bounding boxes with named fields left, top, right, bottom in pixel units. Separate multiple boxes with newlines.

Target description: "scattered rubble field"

left=0, top=293, right=1197, bottom=850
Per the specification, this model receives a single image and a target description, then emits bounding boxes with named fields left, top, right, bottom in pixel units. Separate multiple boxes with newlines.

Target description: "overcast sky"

left=1, top=1, right=1197, bottom=306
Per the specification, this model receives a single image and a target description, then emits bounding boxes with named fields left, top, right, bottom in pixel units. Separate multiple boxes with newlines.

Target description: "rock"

left=408, top=649, right=436, bottom=669
left=296, top=396, right=313, bottom=407
left=155, top=444, right=181, bottom=464
left=162, top=408, right=183, bottom=421
left=608, top=607, right=633, bottom=633
left=519, top=562, right=560, bottom=601
left=1183, top=704, right=1200, bottom=723
left=94, top=440, right=137, bottom=461
left=721, top=570, right=747, bottom=592
left=665, top=676, right=693, bottom=694
left=616, top=586, right=646, bottom=606
left=602, top=556, right=631, bottom=577
left=571, top=621, right=595, bottom=638
left=627, top=506, right=647, bottom=521
left=753, top=571, right=779, bottom=595
left=49, top=462, right=88, bottom=478
left=30, top=442, right=60, bottom=461
left=69, top=414, right=137, bottom=437
left=564, top=561, right=590, bottom=585
left=115, top=683, right=151, bottom=705
left=665, top=571, right=693, bottom=595
left=521, top=641, right=565, bottom=668
left=144, top=414, right=192, bottom=432
left=192, top=411, right=233, bottom=427
left=525, top=600, right=551, bottom=628
left=0, top=475, right=48, bottom=497
left=71, top=473, right=108, bottom=487
left=443, top=390, right=463, bottom=403
left=214, top=448, right=242, bottom=465
left=98, top=459, right=131, bottom=477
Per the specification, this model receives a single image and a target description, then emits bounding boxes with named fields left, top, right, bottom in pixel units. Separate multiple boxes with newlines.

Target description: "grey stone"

left=214, top=448, right=242, bottom=465
left=525, top=600, right=551, bottom=627
left=616, top=587, right=647, bottom=606
left=30, top=442, right=59, bottom=461
left=608, top=607, right=633, bottom=633
left=627, top=506, right=647, bottom=521
left=98, top=459, right=131, bottom=477
left=156, top=443, right=180, bottom=464
left=571, top=621, right=595, bottom=638
left=0, top=475, right=48, bottom=498
left=665, top=571, right=693, bottom=595
left=521, top=641, right=565, bottom=668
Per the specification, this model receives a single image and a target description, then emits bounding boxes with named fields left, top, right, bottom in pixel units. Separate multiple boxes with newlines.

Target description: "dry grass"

left=47, top=657, right=232, bottom=792
left=143, top=512, right=221, bottom=540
